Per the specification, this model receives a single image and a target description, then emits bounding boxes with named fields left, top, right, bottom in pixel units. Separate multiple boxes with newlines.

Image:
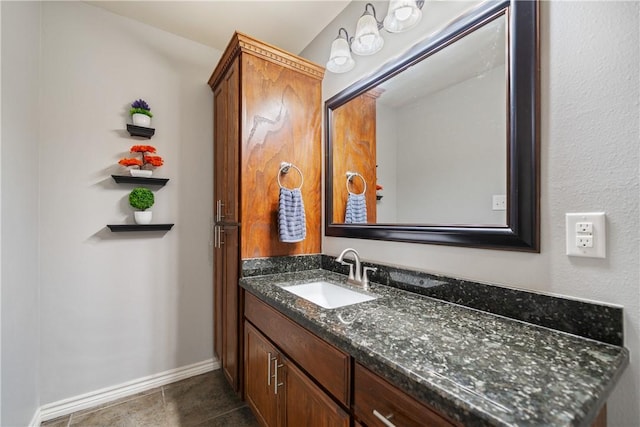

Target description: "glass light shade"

left=326, top=37, right=355, bottom=73
left=383, top=0, right=422, bottom=33
left=351, top=13, right=384, bottom=56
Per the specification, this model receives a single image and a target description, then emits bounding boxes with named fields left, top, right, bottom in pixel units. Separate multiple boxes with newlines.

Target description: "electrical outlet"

left=576, top=222, right=593, bottom=233
left=492, top=195, right=506, bottom=211
left=566, top=212, right=606, bottom=258
left=576, top=236, right=593, bottom=248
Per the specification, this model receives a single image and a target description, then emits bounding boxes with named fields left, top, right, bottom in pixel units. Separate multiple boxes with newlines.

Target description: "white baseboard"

left=39, top=358, right=220, bottom=423
left=29, top=407, right=42, bottom=427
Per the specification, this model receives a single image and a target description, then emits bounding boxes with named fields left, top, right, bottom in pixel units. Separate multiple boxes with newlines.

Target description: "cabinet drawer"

left=353, top=363, right=456, bottom=427
left=245, top=293, right=350, bottom=405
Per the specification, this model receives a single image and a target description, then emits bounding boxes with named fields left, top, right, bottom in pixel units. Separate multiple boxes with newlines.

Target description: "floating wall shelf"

left=126, top=124, right=155, bottom=138
left=111, top=175, right=169, bottom=186
left=107, top=224, right=174, bottom=232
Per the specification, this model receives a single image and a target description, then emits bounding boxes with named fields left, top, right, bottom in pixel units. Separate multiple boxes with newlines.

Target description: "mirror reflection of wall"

left=370, top=14, right=508, bottom=225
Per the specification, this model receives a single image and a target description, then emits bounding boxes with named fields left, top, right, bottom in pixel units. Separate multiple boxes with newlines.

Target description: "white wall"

left=302, top=1, right=640, bottom=425
left=1, top=2, right=42, bottom=425
left=37, top=2, right=219, bottom=405
left=376, top=102, right=398, bottom=222
left=394, top=65, right=506, bottom=224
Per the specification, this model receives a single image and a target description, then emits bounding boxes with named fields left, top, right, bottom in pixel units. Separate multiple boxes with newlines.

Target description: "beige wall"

left=36, top=1, right=219, bottom=406
left=302, top=1, right=640, bottom=425
left=1, top=2, right=41, bottom=425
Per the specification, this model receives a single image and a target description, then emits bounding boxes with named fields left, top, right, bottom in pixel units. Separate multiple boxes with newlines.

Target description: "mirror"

left=325, top=0, right=539, bottom=251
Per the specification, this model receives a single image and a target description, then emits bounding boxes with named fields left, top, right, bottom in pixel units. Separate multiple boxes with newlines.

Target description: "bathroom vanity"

left=239, top=263, right=627, bottom=427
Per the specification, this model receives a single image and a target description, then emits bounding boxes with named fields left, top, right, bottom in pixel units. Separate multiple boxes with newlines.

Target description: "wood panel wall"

left=331, top=90, right=379, bottom=223
left=240, top=53, right=323, bottom=258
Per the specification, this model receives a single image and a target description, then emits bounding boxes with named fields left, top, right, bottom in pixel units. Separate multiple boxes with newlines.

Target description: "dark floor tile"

left=196, top=406, right=259, bottom=427
left=41, top=415, right=70, bottom=427
left=67, top=386, right=163, bottom=420
left=163, top=371, right=245, bottom=427
left=69, top=391, right=166, bottom=427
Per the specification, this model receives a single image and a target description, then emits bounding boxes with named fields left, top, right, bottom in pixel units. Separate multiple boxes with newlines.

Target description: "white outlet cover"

left=492, top=195, right=506, bottom=211
left=566, top=212, right=606, bottom=258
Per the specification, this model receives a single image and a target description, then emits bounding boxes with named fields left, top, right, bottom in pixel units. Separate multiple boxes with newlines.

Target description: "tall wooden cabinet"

left=331, top=89, right=381, bottom=223
left=208, top=32, right=324, bottom=393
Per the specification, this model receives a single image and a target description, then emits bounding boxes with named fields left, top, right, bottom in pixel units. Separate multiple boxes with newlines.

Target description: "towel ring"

left=346, top=171, right=366, bottom=195
left=278, top=162, right=304, bottom=190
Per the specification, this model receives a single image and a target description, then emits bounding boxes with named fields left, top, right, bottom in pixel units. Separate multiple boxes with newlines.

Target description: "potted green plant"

left=130, top=98, right=153, bottom=127
left=129, top=187, right=155, bottom=224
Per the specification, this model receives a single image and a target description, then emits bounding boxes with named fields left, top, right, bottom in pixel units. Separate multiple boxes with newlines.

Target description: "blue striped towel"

left=345, top=193, right=367, bottom=224
left=278, top=188, right=306, bottom=243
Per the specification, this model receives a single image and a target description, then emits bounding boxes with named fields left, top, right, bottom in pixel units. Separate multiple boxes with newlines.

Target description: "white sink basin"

left=280, top=281, right=377, bottom=309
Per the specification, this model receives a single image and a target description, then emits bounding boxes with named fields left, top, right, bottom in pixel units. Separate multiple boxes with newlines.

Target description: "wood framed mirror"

left=325, top=0, right=539, bottom=251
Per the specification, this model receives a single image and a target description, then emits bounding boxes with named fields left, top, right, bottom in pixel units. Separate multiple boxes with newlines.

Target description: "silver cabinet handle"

left=214, top=226, right=220, bottom=248
left=219, top=227, right=225, bottom=246
left=373, top=410, right=396, bottom=427
left=267, top=352, right=274, bottom=386
left=216, top=200, right=226, bottom=222
left=273, top=359, right=284, bottom=394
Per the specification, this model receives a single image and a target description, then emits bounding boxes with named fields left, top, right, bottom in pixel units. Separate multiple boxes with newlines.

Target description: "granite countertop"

left=240, top=269, right=629, bottom=427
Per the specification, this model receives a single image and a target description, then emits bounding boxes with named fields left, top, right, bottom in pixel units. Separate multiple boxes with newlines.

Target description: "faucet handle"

left=340, top=261, right=355, bottom=280
left=362, top=266, right=377, bottom=288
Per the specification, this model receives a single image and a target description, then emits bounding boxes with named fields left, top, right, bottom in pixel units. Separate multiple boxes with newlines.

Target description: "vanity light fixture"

left=351, top=3, right=385, bottom=56
left=383, top=0, right=424, bottom=33
left=326, top=27, right=356, bottom=73
left=326, top=1, right=427, bottom=73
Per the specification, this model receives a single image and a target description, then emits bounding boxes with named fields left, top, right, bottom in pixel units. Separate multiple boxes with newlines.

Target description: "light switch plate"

left=566, top=212, right=606, bottom=258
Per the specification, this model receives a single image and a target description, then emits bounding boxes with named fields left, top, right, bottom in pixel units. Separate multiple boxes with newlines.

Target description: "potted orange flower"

left=118, top=145, right=164, bottom=177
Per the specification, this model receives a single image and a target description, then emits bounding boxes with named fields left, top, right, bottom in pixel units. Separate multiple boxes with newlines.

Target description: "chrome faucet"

left=335, top=248, right=377, bottom=289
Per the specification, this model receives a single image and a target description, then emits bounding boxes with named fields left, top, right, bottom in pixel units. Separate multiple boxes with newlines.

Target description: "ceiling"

left=87, top=0, right=351, bottom=55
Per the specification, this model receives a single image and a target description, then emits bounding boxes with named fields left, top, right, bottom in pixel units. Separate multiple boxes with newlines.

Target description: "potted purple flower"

left=130, top=98, right=153, bottom=127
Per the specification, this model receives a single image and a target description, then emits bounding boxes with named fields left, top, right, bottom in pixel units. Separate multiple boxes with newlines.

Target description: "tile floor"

left=41, top=370, right=259, bottom=427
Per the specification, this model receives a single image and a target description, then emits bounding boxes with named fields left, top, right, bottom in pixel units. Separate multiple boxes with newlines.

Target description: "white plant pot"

left=134, top=211, right=152, bottom=225
left=132, top=113, right=151, bottom=127
left=130, top=169, right=153, bottom=177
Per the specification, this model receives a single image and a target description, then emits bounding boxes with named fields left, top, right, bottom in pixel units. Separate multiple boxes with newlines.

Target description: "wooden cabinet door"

left=213, top=58, right=239, bottom=224
left=213, top=225, right=223, bottom=360
left=221, top=225, right=239, bottom=391
left=223, top=58, right=239, bottom=223
left=213, top=78, right=226, bottom=223
left=245, top=322, right=280, bottom=427
left=282, top=358, right=349, bottom=427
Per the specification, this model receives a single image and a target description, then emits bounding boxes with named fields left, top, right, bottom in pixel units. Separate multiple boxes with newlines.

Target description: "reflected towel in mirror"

left=345, top=193, right=367, bottom=224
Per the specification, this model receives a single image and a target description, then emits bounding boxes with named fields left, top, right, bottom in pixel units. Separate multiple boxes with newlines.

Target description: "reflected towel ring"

left=346, top=171, right=366, bottom=195
left=278, top=162, right=304, bottom=190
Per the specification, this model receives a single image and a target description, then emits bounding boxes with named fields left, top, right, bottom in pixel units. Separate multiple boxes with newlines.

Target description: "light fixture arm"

left=337, top=27, right=353, bottom=45
left=363, top=3, right=384, bottom=30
